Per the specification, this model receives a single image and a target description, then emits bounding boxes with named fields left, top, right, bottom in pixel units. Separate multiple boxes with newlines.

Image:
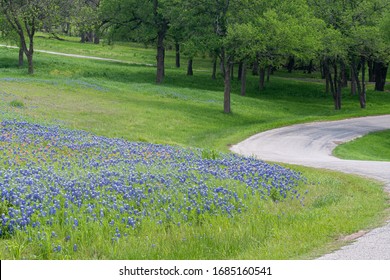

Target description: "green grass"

left=0, top=36, right=390, bottom=259
left=1, top=43, right=390, bottom=151
left=334, top=130, right=390, bottom=161
left=9, top=99, right=24, bottom=108
left=7, top=32, right=212, bottom=70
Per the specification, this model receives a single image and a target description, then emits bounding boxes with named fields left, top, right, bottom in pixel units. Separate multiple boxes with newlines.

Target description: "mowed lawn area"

left=0, top=37, right=389, bottom=259
left=334, top=129, right=390, bottom=161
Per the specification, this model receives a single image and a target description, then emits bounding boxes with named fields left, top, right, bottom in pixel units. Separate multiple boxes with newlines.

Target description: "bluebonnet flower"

left=53, top=245, right=61, bottom=252
left=0, top=120, right=306, bottom=242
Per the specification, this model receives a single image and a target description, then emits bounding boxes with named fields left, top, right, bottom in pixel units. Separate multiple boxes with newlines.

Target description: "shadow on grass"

left=2, top=48, right=390, bottom=111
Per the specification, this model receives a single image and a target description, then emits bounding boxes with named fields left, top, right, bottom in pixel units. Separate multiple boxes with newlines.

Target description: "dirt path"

left=231, top=115, right=390, bottom=259
left=0, top=44, right=154, bottom=66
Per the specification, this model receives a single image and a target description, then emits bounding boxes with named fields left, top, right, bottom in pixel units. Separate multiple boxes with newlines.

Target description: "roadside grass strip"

left=0, top=120, right=306, bottom=259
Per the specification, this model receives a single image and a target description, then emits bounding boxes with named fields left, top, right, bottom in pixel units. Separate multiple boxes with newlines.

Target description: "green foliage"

left=309, top=0, right=390, bottom=61
left=0, top=200, right=12, bottom=238
left=312, top=193, right=341, bottom=208
left=201, top=149, right=220, bottom=160
left=0, top=200, right=10, bottom=216
left=381, top=12, right=390, bottom=42
left=269, top=188, right=282, bottom=202
left=221, top=0, right=327, bottom=73
left=100, top=0, right=157, bottom=44
left=0, top=14, right=18, bottom=44
left=320, top=27, right=348, bottom=59
left=9, top=100, right=24, bottom=108
left=378, top=11, right=390, bottom=62
left=0, top=0, right=65, bottom=74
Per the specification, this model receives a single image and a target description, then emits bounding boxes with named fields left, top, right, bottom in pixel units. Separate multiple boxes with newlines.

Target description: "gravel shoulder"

left=231, top=115, right=390, bottom=260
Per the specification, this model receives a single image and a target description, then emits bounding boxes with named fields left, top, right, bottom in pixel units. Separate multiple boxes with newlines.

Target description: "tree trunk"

left=18, top=48, right=24, bottom=67
left=336, top=78, right=342, bottom=110
left=333, top=62, right=341, bottom=110
left=324, top=59, right=330, bottom=94
left=230, top=63, right=234, bottom=80
left=241, top=62, right=246, bottom=96
left=212, top=58, right=217, bottom=80
left=350, top=66, right=357, bottom=96
left=80, top=32, right=86, bottom=43
left=267, top=65, right=272, bottom=82
left=93, top=33, right=100, bottom=44
left=287, top=56, right=294, bottom=73
left=82, top=31, right=93, bottom=43
left=238, top=62, right=243, bottom=81
left=374, top=62, right=388, bottom=92
left=220, top=60, right=225, bottom=76
left=259, top=67, right=265, bottom=91
left=252, top=60, right=259, bottom=75
left=328, top=72, right=335, bottom=97
left=156, top=29, right=166, bottom=84
left=88, top=31, right=94, bottom=42
left=336, top=61, right=342, bottom=110
left=26, top=52, right=34, bottom=74
left=351, top=59, right=362, bottom=96
left=63, top=22, right=70, bottom=35
left=325, top=59, right=337, bottom=97
left=326, top=76, right=330, bottom=94
left=360, top=56, right=366, bottom=109
left=341, top=61, right=348, bottom=87
left=153, top=0, right=167, bottom=84
left=325, top=59, right=335, bottom=97
left=307, top=59, right=313, bottom=74
left=175, top=43, right=180, bottom=68
left=368, top=59, right=375, bottom=82
left=222, top=51, right=231, bottom=114
left=224, top=65, right=231, bottom=113
left=21, top=32, right=34, bottom=75
left=320, top=60, right=326, bottom=79
left=187, top=59, right=193, bottom=76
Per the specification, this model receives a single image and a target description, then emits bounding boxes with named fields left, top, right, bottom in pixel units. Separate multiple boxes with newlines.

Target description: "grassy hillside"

left=1, top=37, right=390, bottom=151
left=334, top=130, right=390, bottom=161
left=0, top=36, right=389, bottom=259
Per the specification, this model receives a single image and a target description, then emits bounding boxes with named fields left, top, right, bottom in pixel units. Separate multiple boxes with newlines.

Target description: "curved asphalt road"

left=230, top=115, right=390, bottom=260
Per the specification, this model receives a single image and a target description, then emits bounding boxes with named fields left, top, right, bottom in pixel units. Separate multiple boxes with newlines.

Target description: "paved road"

left=231, top=115, right=390, bottom=260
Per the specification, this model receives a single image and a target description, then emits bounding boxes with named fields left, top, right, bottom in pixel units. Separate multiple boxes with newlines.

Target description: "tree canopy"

left=0, top=0, right=62, bottom=73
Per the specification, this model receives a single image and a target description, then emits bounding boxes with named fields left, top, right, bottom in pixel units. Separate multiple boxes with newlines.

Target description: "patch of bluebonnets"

left=0, top=120, right=306, bottom=239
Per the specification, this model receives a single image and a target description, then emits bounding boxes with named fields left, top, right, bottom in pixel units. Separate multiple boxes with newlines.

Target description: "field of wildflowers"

left=0, top=120, right=309, bottom=259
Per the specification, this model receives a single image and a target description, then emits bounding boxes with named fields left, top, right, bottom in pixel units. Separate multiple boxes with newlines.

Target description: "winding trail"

left=0, top=44, right=154, bottom=66
left=231, top=115, right=390, bottom=260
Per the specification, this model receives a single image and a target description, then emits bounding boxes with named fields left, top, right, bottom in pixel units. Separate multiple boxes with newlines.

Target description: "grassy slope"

left=334, top=130, right=390, bottom=161
left=1, top=37, right=390, bottom=151
left=0, top=36, right=389, bottom=259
